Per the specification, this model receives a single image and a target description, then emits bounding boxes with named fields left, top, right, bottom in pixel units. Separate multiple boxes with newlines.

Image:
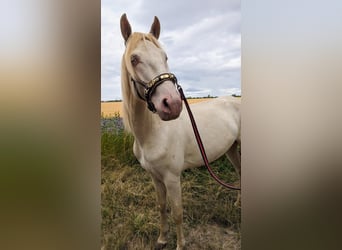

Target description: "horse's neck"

left=121, top=64, right=162, bottom=145
left=122, top=84, right=159, bottom=144
left=129, top=100, right=157, bottom=140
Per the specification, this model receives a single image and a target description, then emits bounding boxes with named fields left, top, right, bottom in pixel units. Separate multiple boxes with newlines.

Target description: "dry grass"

left=101, top=102, right=124, bottom=118
left=101, top=98, right=212, bottom=117
left=101, top=121, right=241, bottom=249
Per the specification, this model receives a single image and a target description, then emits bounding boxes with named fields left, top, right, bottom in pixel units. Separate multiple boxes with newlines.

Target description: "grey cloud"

left=134, top=0, right=240, bottom=31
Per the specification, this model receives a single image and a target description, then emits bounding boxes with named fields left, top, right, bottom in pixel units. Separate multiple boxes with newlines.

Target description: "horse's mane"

left=121, top=32, right=162, bottom=133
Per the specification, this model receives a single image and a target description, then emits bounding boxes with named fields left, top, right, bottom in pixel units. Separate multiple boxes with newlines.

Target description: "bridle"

left=130, top=72, right=241, bottom=191
left=130, top=72, right=179, bottom=113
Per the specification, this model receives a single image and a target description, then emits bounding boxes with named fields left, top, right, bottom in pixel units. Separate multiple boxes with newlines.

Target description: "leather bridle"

left=130, top=72, right=179, bottom=113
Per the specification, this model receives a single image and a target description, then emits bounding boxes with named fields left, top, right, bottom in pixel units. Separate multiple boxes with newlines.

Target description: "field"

left=101, top=114, right=241, bottom=249
left=101, top=98, right=212, bottom=117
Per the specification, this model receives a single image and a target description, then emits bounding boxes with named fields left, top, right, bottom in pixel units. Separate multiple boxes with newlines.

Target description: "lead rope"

left=177, top=85, right=241, bottom=190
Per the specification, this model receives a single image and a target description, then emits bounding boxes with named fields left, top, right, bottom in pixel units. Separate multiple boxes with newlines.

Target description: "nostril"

left=163, top=98, right=169, bottom=108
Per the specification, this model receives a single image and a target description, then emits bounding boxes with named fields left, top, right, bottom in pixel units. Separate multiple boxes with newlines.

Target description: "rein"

left=177, top=85, right=241, bottom=191
left=132, top=72, right=240, bottom=190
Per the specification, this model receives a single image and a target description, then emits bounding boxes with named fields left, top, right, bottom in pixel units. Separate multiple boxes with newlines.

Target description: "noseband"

left=130, top=73, right=179, bottom=112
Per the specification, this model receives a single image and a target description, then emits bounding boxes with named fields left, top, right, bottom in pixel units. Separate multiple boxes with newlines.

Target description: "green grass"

left=101, top=120, right=241, bottom=249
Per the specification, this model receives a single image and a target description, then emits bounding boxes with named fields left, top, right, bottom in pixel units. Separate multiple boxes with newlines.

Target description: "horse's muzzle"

left=155, top=93, right=183, bottom=121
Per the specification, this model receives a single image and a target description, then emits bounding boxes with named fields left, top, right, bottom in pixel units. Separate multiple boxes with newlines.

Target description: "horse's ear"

left=120, top=13, right=132, bottom=42
left=149, top=16, right=160, bottom=39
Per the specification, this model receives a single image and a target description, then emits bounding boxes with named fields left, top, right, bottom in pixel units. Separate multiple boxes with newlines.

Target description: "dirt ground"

left=121, top=224, right=241, bottom=250
left=184, top=224, right=240, bottom=250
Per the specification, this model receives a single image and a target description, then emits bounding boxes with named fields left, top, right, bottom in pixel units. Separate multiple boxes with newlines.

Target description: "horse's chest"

left=133, top=140, right=183, bottom=175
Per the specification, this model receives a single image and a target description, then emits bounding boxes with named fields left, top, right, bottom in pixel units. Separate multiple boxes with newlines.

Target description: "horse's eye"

left=131, top=54, right=139, bottom=66
left=165, top=54, right=168, bottom=61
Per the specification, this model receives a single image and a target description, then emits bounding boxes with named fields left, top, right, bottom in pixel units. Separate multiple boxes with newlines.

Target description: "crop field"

left=101, top=114, right=241, bottom=249
left=101, top=98, right=212, bottom=117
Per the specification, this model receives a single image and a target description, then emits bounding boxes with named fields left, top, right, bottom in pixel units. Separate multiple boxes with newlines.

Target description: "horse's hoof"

left=176, top=240, right=186, bottom=250
left=155, top=242, right=167, bottom=250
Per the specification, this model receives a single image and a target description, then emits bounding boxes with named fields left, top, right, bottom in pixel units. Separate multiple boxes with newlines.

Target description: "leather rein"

left=131, top=72, right=241, bottom=191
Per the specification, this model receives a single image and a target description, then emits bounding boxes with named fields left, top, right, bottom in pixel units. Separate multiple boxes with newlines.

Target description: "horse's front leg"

left=151, top=175, right=169, bottom=249
left=165, top=174, right=185, bottom=250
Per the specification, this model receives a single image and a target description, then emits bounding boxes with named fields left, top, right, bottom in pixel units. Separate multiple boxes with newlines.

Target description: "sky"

left=101, top=0, right=241, bottom=101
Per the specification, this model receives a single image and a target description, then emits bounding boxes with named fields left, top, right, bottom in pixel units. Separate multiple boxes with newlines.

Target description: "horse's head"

left=120, top=13, right=183, bottom=121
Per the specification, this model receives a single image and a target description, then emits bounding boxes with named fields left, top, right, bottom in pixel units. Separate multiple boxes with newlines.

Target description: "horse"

left=119, top=13, right=241, bottom=250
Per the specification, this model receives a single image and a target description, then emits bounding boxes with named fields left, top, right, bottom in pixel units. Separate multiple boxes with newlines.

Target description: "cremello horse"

left=120, top=14, right=241, bottom=250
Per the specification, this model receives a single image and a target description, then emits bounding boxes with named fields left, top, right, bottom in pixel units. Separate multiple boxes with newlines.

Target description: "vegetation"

left=101, top=100, right=123, bottom=102
left=186, top=95, right=217, bottom=99
left=101, top=113, right=241, bottom=249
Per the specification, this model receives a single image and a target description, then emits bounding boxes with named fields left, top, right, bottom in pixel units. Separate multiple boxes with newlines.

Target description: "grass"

left=101, top=115, right=241, bottom=249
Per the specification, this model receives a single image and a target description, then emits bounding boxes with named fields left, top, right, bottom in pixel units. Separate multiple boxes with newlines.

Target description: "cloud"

left=101, top=0, right=241, bottom=100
